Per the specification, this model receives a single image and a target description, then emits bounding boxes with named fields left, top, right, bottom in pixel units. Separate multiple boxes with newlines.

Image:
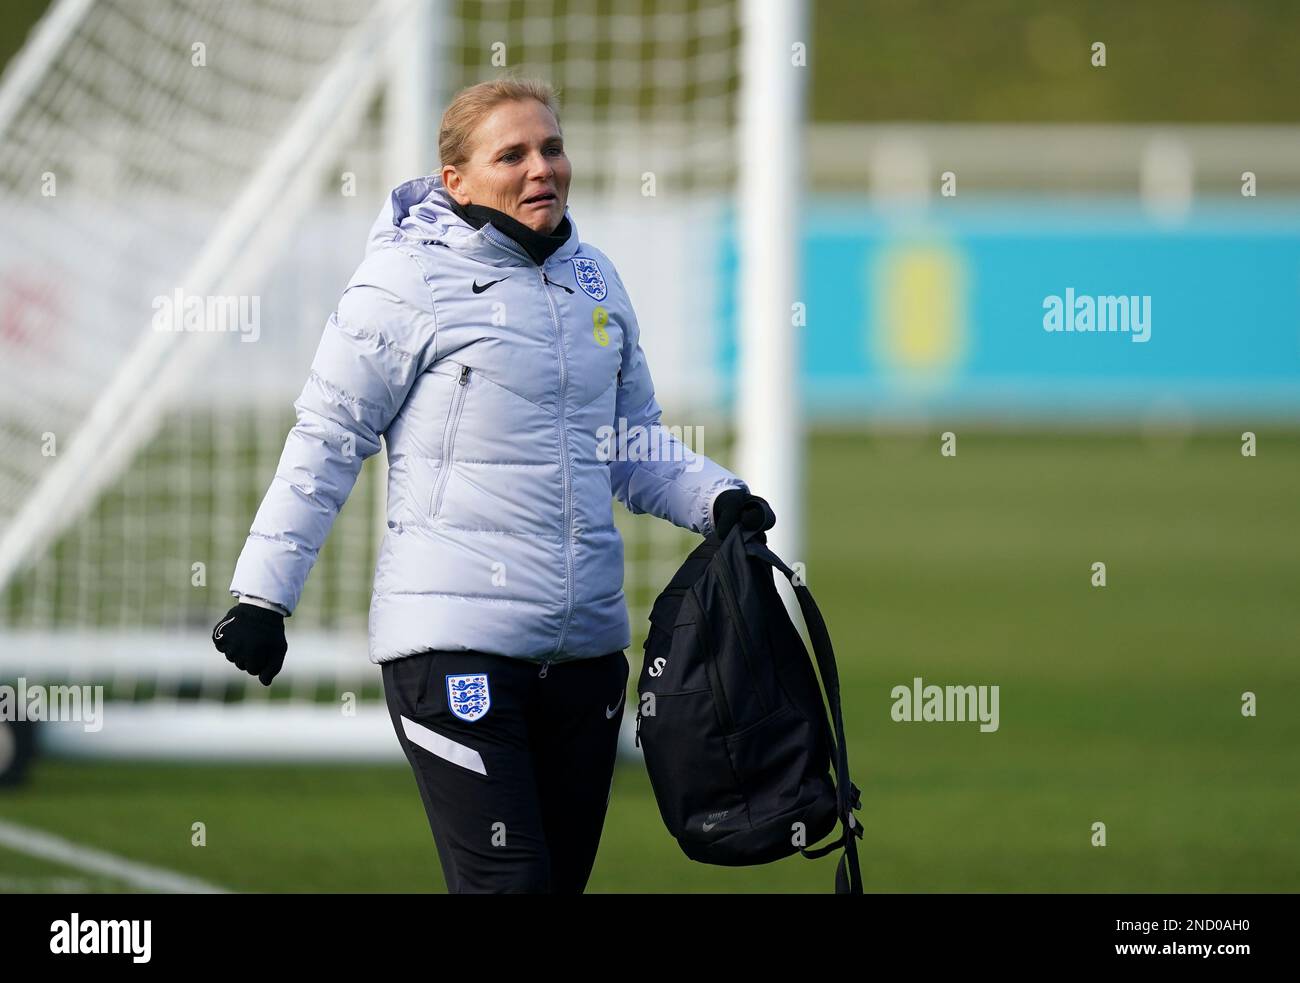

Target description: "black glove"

left=712, top=489, right=776, bottom=542
left=212, top=602, right=287, bottom=686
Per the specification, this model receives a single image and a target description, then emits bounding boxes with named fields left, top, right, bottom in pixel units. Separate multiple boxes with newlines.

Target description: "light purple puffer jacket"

left=230, top=175, right=749, bottom=664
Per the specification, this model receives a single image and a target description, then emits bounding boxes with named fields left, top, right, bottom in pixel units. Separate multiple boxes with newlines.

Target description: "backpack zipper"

left=689, top=590, right=735, bottom=733
left=714, top=553, right=769, bottom=714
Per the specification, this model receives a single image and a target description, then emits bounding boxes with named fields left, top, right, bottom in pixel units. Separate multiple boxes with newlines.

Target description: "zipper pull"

left=538, top=659, right=550, bottom=678
left=459, top=365, right=470, bottom=385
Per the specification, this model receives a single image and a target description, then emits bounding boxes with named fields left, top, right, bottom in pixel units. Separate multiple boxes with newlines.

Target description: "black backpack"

left=634, top=521, right=864, bottom=893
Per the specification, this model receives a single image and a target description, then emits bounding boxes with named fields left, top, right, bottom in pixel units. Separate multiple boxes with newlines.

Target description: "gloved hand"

left=712, top=489, right=776, bottom=542
left=212, top=602, right=288, bottom=686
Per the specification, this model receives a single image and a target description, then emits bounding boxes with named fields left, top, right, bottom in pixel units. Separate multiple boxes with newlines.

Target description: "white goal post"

left=0, top=0, right=804, bottom=761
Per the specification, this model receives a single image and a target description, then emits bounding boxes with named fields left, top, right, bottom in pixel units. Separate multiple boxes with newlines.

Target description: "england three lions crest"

left=446, top=673, right=491, bottom=722
left=572, top=257, right=608, bottom=301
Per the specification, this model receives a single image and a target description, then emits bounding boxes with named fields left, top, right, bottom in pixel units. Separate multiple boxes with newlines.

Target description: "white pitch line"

left=0, top=818, right=231, bottom=894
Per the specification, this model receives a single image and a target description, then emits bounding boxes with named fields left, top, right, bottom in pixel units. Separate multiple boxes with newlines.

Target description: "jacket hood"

left=366, top=173, right=582, bottom=269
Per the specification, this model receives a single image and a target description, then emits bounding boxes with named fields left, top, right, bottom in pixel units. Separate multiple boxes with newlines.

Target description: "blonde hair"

left=438, top=78, right=562, bottom=169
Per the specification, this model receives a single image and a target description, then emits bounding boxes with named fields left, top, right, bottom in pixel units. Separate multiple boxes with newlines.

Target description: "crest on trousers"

left=446, top=673, right=491, bottom=722
left=571, top=257, right=608, bottom=301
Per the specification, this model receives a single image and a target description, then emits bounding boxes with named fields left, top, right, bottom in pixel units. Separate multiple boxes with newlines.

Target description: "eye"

left=545, top=145, right=564, bottom=156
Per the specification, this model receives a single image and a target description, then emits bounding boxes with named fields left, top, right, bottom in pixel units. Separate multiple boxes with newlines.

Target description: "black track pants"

left=381, top=648, right=629, bottom=894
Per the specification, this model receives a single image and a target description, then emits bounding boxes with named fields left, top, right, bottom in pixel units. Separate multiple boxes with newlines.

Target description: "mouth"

left=521, top=191, right=557, bottom=207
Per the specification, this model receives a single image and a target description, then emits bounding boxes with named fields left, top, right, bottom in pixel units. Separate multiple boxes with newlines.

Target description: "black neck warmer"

left=449, top=198, right=572, bottom=265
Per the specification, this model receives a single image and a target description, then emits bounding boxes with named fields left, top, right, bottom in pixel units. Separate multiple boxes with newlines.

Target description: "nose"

left=526, top=150, right=554, bottom=179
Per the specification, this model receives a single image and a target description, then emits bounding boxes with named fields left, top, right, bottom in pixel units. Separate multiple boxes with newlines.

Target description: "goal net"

left=0, top=0, right=762, bottom=760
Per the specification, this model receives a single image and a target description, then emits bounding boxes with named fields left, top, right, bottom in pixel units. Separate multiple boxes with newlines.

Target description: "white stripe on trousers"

left=401, top=714, right=487, bottom=776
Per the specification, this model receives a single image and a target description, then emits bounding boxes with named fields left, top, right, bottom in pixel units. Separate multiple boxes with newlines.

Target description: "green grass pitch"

left=1, top=428, right=1297, bottom=892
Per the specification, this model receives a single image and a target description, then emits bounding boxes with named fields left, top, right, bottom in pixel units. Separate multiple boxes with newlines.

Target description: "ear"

left=442, top=164, right=471, bottom=205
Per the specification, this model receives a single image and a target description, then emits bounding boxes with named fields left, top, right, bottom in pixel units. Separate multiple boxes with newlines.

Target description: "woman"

left=211, top=78, right=773, bottom=893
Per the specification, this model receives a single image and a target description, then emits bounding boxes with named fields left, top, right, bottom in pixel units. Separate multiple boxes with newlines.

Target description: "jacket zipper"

left=539, top=267, right=575, bottom=657
left=544, top=272, right=574, bottom=294
left=430, top=364, right=470, bottom=516
left=715, top=555, right=769, bottom=714
left=478, top=225, right=576, bottom=657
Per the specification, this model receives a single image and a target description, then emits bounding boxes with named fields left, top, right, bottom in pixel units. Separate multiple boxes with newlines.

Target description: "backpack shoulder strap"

left=742, top=530, right=864, bottom=895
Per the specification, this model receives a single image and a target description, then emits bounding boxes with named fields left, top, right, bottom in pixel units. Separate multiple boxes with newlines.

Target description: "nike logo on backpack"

left=472, top=277, right=509, bottom=293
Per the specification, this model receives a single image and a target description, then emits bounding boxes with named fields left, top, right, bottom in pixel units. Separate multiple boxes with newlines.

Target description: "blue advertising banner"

left=718, top=200, right=1300, bottom=421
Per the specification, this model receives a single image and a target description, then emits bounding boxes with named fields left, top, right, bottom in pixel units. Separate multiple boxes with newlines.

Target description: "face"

left=442, top=99, right=572, bottom=234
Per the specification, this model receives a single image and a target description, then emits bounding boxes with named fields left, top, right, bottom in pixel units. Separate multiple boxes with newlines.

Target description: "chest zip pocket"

left=430, top=364, right=471, bottom=518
